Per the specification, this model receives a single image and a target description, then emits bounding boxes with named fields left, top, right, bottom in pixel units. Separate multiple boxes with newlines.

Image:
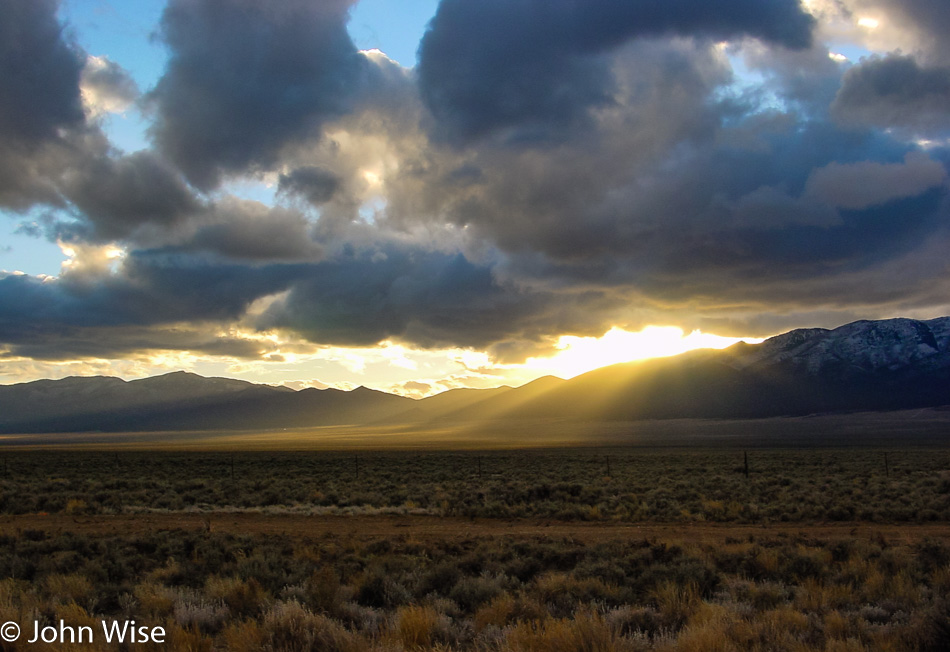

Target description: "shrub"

left=416, top=561, right=461, bottom=598
left=605, top=606, right=664, bottom=638
left=220, top=621, right=265, bottom=652
left=356, top=568, right=410, bottom=609
left=535, top=573, right=620, bottom=617
left=205, top=576, right=270, bottom=618
left=650, top=581, right=700, bottom=630
left=475, top=594, right=547, bottom=631
left=43, top=573, right=96, bottom=610
left=305, top=567, right=341, bottom=614
left=502, top=610, right=617, bottom=652
left=64, top=499, right=89, bottom=515
left=450, top=574, right=505, bottom=613
left=173, top=590, right=229, bottom=633
left=394, top=605, right=441, bottom=648
left=134, top=581, right=176, bottom=618
left=262, top=601, right=360, bottom=652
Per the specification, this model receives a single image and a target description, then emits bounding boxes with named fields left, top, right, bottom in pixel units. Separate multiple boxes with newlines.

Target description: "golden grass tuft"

left=503, top=611, right=621, bottom=652
left=651, top=581, right=701, bottom=627
left=394, top=605, right=441, bottom=648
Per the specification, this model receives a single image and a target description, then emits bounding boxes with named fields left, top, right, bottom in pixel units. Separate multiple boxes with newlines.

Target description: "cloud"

left=60, top=150, right=203, bottom=240
left=256, top=247, right=616, bottom=350
left=0, top=251, right=302, bottom=338
left=148, top=0, right=369, bottom=189
left=393, top=380, right=432, bottom=398
left=0, top=0, right=85, bottom=145
left=277, top=166, right=341, bottom=206
left=0, top=0, right=86, bottom=208
left=851, top=0, right=950, bottom=62
left=80, top=55, right=139, bottom=116
left=417, top=0, right=814, bottom=143
left=805, top=151, right=948, bottom=209
left=832, top=54, right=950, bottom=134
left=6, top=0, right=950, bottom=372
left=0, top=323, right=271, bottom=362
left=188, top=198, right=324, bottom=261
left=0, top=241, right=621, bottom=362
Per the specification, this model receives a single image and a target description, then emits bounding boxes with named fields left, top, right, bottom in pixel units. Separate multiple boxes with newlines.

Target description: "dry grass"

left=0, top=444, right=946, bottom=651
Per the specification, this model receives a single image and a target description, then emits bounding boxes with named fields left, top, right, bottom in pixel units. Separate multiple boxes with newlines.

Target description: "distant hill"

left=1, top=317, right=949, bottom=434
left=0, top=372, right=414, bottom=433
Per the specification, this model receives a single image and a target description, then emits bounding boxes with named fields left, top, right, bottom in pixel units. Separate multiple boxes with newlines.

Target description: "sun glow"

left=525, top=326, right=763, bottom=379
left=857, top=17, right=880, bottom=29
left=362, top=169, right=382, bottom=186
left=58, top=241, right=126, bottom=277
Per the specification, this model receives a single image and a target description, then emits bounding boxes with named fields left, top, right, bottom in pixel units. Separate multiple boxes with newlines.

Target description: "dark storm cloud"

left=257, top=248, right=616, bottom=349
left=0, top=0, right=86, bottom=208
left=0, top=1, right=193, bottom=236
left=387, top=38, right=736, bottom=247
left=0, top=251, right=301, bottom=339
left=188, top=199, right=323, bottom=261
left=0, top=0, right=85, bottom=145
left=488, top=122, right=946, bottom=292
left=277, top=166, right=341, bottom=206
left=149, top=0, right=369, bottom=190
left=376, top=19, right=950, bottom=343
left=417, top=0, right=815, bottom=143
left=401, top=93, right=912, bottom=262
left=1, top=323, right=268, bottom=361
left=382, top=36, right=950, bottom=340
left=61, top=150, right=203, bottom=240
left=832, top=54, right=950, bottom=134
left=6, top=0, right=950, bottom=366
left=805, top=153, right=947, bottom=209
left=0, top=243, right=621, bottom=359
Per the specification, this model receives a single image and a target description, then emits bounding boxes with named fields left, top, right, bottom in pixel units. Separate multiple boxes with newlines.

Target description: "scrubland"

left=1, top=525, right=949, bottom=650
left=0, top=449, right=947, bottom=523
left=0, top=448, right=946, bottom=650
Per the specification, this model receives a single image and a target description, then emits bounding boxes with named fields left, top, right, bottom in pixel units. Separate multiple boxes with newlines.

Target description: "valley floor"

left=2, top=511, right=950, bottom=544
left=3, top=407, right=950, bottom=449
left=0, top=514, right=948, bottom=651
left=0, top=443, right=946, bottom=649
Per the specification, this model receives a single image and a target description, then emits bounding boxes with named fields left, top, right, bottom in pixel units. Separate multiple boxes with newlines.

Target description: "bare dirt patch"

left=3, top=512, right=948, bottom=545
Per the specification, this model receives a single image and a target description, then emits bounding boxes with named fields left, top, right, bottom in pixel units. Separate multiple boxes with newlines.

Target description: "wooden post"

left=606, top=455, right=611, bottom=478
left=230, top=453, right=235, bottom=482
left=477, top=457, right=482, bottom=479
left=884, top=452, right=889, bottom=478
left=743, top=451, right=749, bottom=478
left=355, top=455, right=360, bottom=480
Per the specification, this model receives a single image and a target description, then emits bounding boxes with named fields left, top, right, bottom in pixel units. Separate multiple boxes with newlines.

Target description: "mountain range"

left=1, top=317, right=949, bottom=434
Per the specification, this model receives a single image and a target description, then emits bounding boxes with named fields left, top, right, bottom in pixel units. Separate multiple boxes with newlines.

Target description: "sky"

left=1, top=0, right=949, bottom=397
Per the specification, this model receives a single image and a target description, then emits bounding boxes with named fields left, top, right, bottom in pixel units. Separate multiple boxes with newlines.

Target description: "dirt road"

left=1, top=512, right=947, bottom=544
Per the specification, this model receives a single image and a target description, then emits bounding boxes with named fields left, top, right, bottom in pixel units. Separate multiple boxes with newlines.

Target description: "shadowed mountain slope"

left=1, top=317, right=949, bottom=434
left=0, top=373, right=411, bottom=433
left=470, top=317, right=950, bottom=421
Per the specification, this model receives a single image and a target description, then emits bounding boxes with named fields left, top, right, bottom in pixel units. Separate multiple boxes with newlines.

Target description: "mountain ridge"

left=1, top=316, right=949, bottom=434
